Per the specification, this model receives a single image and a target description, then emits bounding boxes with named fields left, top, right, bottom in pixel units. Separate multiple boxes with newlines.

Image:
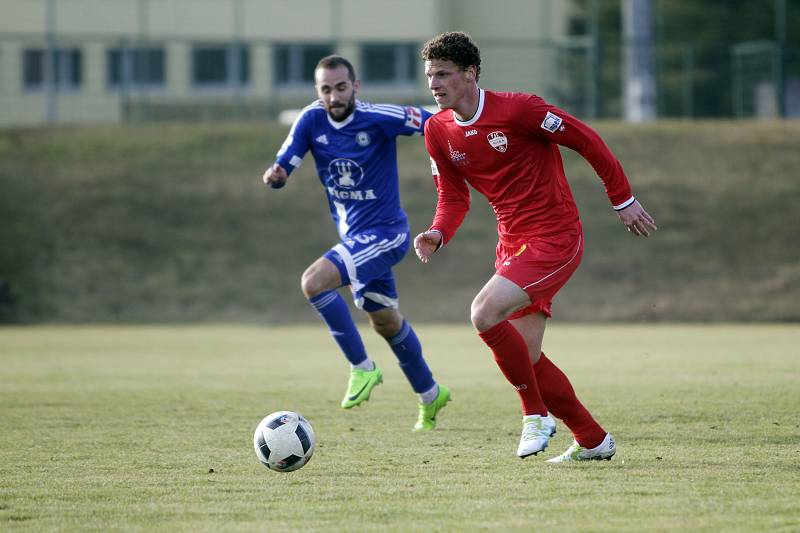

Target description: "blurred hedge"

left=1, top=120, right=798, bottom=323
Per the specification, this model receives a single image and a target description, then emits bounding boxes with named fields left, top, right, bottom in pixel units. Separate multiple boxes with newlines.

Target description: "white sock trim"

left=352, top=359, right=375, bottom=371
left=419, top=383, right=439, bottom=404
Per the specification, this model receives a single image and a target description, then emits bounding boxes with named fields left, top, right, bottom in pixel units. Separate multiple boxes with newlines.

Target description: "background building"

left=2, top=0, right=797, bottom=126
left=0, top=0, right=573, bottom=125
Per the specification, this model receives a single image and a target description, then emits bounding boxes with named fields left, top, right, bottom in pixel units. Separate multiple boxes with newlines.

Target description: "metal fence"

left=553, top=37, right=799, bottom=120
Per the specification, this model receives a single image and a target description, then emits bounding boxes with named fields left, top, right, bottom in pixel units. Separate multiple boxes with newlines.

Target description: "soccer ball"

left=253, top=411, right=315, bottom=472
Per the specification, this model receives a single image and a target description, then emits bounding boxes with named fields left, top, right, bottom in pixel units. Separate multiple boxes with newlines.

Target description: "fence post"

left=44, top=0, right=57, bottom=124
left=731, top=47, right=742, bottom=118
left=120, top=39, right=132, bottom=123
left=588, top=0, right=600, bottom=118
left=623, top=0, right=657, bottom=122
left=683, top=42, right=694, bottom=118
left=775, top=0, right=787, bottom=117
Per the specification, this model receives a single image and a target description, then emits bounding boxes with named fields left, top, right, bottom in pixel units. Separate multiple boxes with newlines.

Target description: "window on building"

left=274, top=44, right=334, bottom=85
left=23, top=48, right=82, bottom=90
left=361, top=43, right=417, bottom=84
left=107, top=47, right=165, bottom=89
left=191, top=44, right=249, bottom=87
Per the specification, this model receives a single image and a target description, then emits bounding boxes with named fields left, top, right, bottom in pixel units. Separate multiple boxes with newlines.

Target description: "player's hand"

left=414, top=230, right=442, bottom=263
left=617, top=200, right=657, bottom=237
left=263, top=163, right=288, bottom=189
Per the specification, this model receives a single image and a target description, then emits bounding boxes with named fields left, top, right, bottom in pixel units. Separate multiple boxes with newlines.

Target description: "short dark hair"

left=315, top=55, right=356, bottom=82
left=421, top=31, right=481, bottom=81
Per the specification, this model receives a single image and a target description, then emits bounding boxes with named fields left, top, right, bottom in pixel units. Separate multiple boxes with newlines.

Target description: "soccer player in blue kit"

left=263, top=55, right=450, bottom=431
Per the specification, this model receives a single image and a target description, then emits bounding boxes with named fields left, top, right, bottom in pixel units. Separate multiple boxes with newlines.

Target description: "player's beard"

left=327, top=94, right=356, bottom=122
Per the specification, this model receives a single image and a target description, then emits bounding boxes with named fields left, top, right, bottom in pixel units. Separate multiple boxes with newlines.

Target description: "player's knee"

left=369, top=311, right=403, bottom=338
left=470, top=300, right=501, bottom=332
left=371, top=320, right=396, bottom=338
left=470, top=312, right=495, bottom=333
left=300, top=269, right=325, bottom=298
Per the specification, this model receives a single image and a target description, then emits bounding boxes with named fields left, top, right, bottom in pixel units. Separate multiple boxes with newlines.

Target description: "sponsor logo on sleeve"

left=540, top=111, right=562, bottom=133
left=405, top=106, right=422, bottom=129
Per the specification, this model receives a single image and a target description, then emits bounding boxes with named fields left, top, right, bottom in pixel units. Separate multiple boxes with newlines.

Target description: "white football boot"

left=516, top=414, right=557, bottom=458
left=546, top=432, right=616, bottom=463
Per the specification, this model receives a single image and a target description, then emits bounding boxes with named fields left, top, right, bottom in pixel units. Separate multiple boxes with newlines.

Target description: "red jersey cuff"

left=428, top=228, right=445, bottom=251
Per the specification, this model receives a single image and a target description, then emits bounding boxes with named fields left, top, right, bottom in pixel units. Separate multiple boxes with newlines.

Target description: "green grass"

left=1, top=324, right=799, bottom=531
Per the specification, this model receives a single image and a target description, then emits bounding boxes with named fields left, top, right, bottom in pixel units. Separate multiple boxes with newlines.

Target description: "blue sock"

left=308, top=291, right=368, bottom=366
left=387, top=320, right=435, bottom=393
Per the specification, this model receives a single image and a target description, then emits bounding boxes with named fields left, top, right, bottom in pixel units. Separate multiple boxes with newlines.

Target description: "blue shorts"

left=323, top=227, right=409, bottom=312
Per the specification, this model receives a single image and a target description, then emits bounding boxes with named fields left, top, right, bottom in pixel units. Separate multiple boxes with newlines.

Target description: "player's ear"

left=465, top=66, right=476, bottom=82
left=352, top=79, right=361, bottom=94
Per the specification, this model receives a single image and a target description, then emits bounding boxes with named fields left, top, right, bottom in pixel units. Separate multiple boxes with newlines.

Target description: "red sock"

left=478, top=321, right=547, bottom=416
left=534, top=352, right=606, bottom=448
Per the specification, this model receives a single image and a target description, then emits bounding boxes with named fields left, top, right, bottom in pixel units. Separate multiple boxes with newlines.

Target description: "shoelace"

left=521, top=420, right=550, bottom=440
left=566, top=444, right=584, bottom=459
left=348, top=370, right=368, bottom=388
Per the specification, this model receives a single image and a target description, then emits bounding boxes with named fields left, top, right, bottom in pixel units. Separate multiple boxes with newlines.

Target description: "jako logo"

left=465, top=129, right=478, bottom=137
left=514, top=383, right=528, bottom=390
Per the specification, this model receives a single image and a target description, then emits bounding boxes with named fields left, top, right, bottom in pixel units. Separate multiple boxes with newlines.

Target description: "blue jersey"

left=275, top=100, right=432, bottom=238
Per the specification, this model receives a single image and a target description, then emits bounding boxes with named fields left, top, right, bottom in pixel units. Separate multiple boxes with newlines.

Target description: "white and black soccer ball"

left=253, top=411, right=315, bottom=472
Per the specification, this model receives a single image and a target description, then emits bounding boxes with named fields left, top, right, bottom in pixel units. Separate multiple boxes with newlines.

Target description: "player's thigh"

left=471, top=274, right=532, bottom=332
left=509, top=312, right=548, bottom=363
left=496, top=229, right=583, bottom=305
left=300, top=256, right=343, bottom=297
left=357, top=270, right=401, bottom=313
left=325, top=228, right=409, bottom=297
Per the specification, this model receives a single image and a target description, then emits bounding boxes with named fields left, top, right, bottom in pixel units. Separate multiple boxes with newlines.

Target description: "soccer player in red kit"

left=414, top=32, right=657, bottom=461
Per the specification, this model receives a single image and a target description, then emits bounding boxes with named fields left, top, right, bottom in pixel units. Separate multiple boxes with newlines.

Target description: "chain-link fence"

left=552, top=40, right=799, bottom=120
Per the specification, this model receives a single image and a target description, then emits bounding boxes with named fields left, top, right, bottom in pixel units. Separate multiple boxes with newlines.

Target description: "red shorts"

left=495, top=226, right=584, bottom=319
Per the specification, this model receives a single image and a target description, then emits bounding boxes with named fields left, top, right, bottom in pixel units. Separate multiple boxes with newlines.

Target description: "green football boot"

left=341, top=365, right=383, bottom=409
left=413, top=384, right=451, bottom=431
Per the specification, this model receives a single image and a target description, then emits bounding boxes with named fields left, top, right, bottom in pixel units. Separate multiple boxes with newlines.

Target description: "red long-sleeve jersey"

left=425, top=89, right=634, bottom=248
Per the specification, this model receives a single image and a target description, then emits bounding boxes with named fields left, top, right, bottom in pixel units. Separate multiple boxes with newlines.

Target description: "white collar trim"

left=453, top=88, right=484, bottom=127
left=327, top=102, right=359, bottom=129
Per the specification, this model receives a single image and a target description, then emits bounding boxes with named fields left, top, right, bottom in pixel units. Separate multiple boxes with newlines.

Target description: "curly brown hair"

left=421, top=31, right=481, bottom=81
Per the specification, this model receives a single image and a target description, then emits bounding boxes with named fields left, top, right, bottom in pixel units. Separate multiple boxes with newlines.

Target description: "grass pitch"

left=1, top=324, right=798, bottom=532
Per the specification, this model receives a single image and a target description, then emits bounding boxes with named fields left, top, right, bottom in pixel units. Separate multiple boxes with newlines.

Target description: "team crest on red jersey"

left=487, top=131, right=508, bottom=153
